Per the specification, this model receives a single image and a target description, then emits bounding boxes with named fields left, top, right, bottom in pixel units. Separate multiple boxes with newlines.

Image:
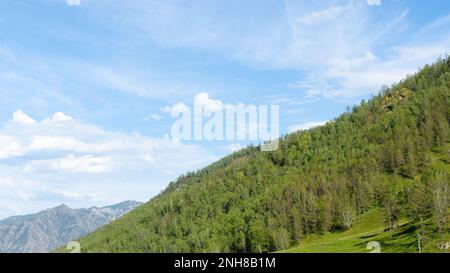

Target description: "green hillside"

left=62, top=57, right=450, bottom=253
left=282, top=208, right=412, bottom=253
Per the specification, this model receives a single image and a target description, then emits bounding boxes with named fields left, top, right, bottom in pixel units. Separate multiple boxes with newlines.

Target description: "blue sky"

left=1, top=0, right=450, bottom=219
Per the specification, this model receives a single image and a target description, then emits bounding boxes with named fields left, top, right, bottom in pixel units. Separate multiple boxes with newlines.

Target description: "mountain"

left=70, top=57, right=449, bottom=253
left=0, top=201, right=142, bottom=253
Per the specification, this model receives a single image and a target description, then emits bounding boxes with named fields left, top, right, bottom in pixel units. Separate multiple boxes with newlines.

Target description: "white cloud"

left=0, top=135, right=25, bottom=159
left=43, top=112, right=73, bottom=123
left=289, top=121, right=328, bottom=133
left=147, top=114, right=163, bottom=121
left=293, top=39, right=450, bottom=99
left=29, top=136, right=86, bottom=152
left=1, top=110, right=216, bottom=169
left=194, top=92, right=225, bottom=112
left=160, top=106, right=173, bottom=113
left=12, top=110, right=37, bottom=125
left=0, top=110, right=218, bottom=219
left=163, top=92, right=225, bottom=116
left=366, top=0, right=382, bottom=6
left=170, top=102, right=190, bottom=113
left=329, top=51, right=378, bottom=70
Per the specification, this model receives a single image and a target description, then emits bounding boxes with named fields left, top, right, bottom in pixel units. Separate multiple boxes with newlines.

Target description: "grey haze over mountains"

left=0, top=201, right=142, bottom=253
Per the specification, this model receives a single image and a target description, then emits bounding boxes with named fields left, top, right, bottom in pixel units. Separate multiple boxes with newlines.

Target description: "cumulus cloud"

left=163, top=92, right=225, bottom=115
left=194, top=92, right=225, bottom=112
left=1, top=110, right=216, bottom=169
left=171, top=102, right=191, bottom=113
left=42, top=112, right=73, bottom=123
left=12, top=110, right=36, bottom=125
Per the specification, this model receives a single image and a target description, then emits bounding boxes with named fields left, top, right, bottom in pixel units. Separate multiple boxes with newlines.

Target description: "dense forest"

left=69, top=57, right=450, bottom=253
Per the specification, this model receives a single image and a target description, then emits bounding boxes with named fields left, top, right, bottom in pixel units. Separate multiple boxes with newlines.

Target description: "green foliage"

left=66, top=57, right=450, bottom=253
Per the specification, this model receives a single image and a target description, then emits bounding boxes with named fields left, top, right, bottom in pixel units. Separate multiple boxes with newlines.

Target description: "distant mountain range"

left=0, top=201, right=142, bottom=253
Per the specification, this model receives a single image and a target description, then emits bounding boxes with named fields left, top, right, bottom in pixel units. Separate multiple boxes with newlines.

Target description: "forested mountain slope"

left=71, top=58, right=449, bottom=253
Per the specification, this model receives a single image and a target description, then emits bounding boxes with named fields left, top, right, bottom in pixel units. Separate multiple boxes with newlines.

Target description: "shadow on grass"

left=355, top=223, right=418, bottom=252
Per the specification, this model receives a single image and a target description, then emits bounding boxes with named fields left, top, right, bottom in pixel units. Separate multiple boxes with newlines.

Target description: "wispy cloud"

left=83, top=0, right=449, bottom=101
left=297, top=5, right=349, bottom=25
left=5, top=1, right=450, bottom=105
